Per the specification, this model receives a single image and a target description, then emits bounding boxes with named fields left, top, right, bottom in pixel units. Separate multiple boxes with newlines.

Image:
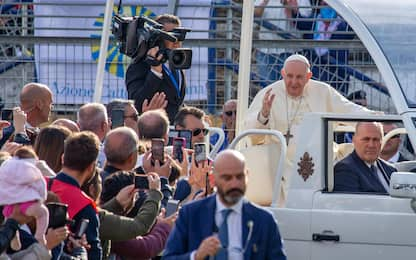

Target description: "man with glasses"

left=210, top=99, right=237, bottom=151
left=126, top=14, right=185, bottom=123
left=107, top=99, right=140, bottom=135
left=380, top=123, right=409, bottom=163
left=174, top=106, right=209, bottom=147
left=163, top=149, right=286, bottom=260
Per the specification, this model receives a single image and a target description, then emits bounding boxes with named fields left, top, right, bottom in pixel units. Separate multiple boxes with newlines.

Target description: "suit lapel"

left=351, top=151, right=385, bottom=192
left=162, top=66, right=180, bottom=103
left=242, top=200, right=253, bottom=260
left=376, top=159, right=391, bottom=185
left=202, top=196, right=217, bottom=239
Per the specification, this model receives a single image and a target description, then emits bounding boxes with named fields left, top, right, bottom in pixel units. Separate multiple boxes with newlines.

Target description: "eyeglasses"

left=124, top=113, right=139, bottom=122
left=191, top=128, right=209, bottom=137
left=224, top=110, right=236, bottom=117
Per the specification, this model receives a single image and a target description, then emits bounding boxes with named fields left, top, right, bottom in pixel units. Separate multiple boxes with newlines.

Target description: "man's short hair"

left=174, top=106, right=205, bottom=128
left=155, top=14, right=180, bottom=26
left=77, top=103, right=107, bottom=132
left=355, top=121, right=383, bottom=136
left=137, top=109, right=169, bottom=140
left=63, top=131, right=100, bottom=172
left=104, top=127, right=138, bottom=164
left=106, top=99, right=134, bottom=118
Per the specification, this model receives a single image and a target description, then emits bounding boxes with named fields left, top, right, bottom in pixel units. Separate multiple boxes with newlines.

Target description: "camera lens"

left=172, top=51, right=185, bottom=66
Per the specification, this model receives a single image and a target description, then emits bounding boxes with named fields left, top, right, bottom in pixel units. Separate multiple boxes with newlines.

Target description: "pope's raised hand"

left=261, top=88, right=275, bottom=118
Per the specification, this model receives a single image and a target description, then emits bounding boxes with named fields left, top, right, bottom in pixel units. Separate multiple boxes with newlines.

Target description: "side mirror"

left=389, top=172, right=416, bottom=199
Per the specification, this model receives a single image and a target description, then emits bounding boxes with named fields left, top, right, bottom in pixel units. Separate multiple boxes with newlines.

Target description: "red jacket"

left=46, top=177, right=97, bottom=219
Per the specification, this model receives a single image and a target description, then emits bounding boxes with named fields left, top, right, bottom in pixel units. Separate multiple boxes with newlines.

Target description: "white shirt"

left=97, top=142, right=106, bottom=168
left=215, top=195, right=244, bottom=260
left=387, top=151, right=400, bottom=163
left=190, top=196, right=244, bottom=260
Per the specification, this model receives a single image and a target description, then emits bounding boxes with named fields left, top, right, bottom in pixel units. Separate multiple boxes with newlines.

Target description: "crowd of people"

left=0, top=5, right=412, bottom=260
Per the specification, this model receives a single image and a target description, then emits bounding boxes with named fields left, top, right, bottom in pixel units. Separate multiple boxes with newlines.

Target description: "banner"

left=34, top=0, right=210, bottom=104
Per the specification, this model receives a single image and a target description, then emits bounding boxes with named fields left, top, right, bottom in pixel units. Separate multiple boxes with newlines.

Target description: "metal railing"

left=0, top=1, right=394, bottom=119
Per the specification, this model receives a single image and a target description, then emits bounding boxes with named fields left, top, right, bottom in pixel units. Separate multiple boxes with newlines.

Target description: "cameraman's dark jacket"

left=126, top=59, right=186, bottom=122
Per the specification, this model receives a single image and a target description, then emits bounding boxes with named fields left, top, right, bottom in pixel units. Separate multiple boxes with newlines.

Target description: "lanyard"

left=162, top=64, right=181, bottom=98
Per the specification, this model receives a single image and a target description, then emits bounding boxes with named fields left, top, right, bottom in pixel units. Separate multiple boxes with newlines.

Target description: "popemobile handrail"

left=229, top=129, right=287, bottom=207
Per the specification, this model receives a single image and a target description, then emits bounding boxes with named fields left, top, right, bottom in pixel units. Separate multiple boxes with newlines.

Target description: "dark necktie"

left=370, top=164, right=386, bottom=192
left=216, top=208, right=233, bottom=260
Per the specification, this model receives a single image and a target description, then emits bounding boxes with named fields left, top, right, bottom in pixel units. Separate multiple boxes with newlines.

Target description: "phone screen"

left=168, top=130, right=179, bottom=146
left=46, top=202, right=68, bottom=229
left=173, top=137, right=185, bottom=162
left=74, top=219, right=89, bottom=239
left=178, top=130, right=192, bottom=149
left=111, top=109, right=124, bottom=129
left=194, top=143, right=207, bottom=163
left=134, top=174, right=149, bottom=189
left=1, top=109, right=13, bottom=122
left=165, top=199, right=180, bottom=217
left=151, top=138, right=165, bottom=164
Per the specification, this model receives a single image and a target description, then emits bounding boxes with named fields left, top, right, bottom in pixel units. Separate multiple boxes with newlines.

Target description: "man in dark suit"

left=126, top=14, right=185, bottom=123
left=380, top=123, right=410, bottom=163
left=334, top=122, right=397, bottom=193
left=163, top=149, right=286, bottom=260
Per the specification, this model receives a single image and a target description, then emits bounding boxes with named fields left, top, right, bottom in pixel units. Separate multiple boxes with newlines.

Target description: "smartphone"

left=74, top=219, right=89, bottom=239
left=135, top=174, right=150, bottom=189
left=194, top=142, right=207, bottom=164
left=205, top=172, right=210, bottom=197
left=1, top=109, right=13, bottom=122
left=173, top=137, right=185, bottom=163
left=178, top=130, right=192, bottom=149
left=46, top=202, right=69, bottom=229
left=165, top=199, right=180, bottom=217
left=111, top=108, right=124, bottom=129
left=151, top=138, right=165, bottom=164
left=168, top=130, right=180, bottom=146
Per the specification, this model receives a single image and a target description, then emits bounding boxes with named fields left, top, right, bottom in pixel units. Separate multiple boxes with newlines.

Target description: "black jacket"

left=0, top=218, right=19, bottom=254
left=126, top=59, right=186, bottom=123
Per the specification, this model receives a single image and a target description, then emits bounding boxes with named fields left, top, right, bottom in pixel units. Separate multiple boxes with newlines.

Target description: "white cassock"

left=244, top=79, right=376, bottom=205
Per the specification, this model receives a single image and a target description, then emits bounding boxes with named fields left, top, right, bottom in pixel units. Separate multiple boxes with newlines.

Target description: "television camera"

left=112, top=15, right=192, bottom=69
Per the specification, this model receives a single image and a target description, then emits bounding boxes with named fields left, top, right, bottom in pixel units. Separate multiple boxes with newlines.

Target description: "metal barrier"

left=0, top=1, right=395, bottom=119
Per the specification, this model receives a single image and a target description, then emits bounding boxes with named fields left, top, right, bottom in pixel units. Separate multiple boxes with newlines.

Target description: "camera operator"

left=126, top=14, right=186, bottom=123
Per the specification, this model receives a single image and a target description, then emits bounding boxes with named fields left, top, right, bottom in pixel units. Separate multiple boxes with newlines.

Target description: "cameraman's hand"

left=147, top=172, right=161, bottom=191
left=147, top=46, right=163, bottom=73
left=116, top=184, right=137, bottom=211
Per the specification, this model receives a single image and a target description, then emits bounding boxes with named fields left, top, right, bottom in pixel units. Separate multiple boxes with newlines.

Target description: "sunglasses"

left=224, top=110, right=236, bottom=117
left=191, top=128, right=209, bottom=137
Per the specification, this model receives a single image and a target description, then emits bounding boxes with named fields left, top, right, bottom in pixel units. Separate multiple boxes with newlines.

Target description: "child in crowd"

left=0, top=147, right=48, bottom=246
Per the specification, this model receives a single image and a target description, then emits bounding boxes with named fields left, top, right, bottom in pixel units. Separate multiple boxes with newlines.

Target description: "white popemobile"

left=228, top=0, right=416, bottom=259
